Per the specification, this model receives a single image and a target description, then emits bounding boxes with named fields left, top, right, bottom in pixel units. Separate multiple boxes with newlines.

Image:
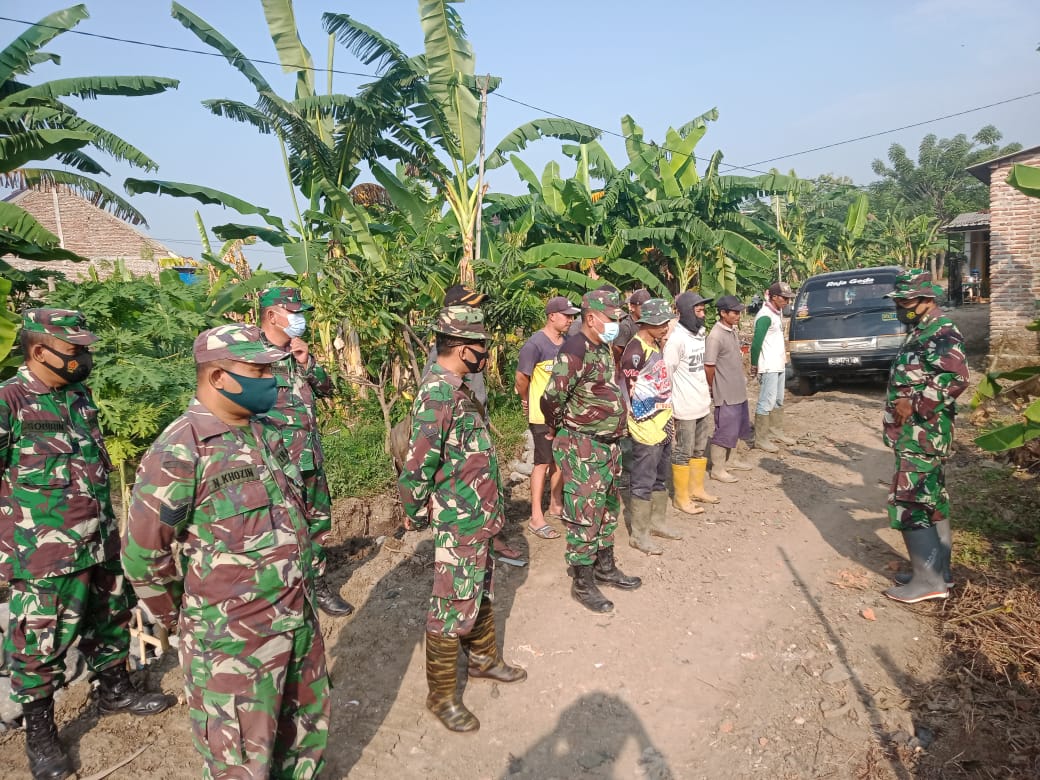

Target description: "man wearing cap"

left=704, top=296, right=754, bottom=483
left=620, top=298, right=686, bottom=554
left=123, top=324, right=330, bottom=777
left=541, top=288, right=642, bottom=613
left=750, top=281, right=797, bottom=453
left=664, top=292, right=720, bottom=512
left=615, top=289, right=650, bottom=359
left=398, top=306, right=526, bottom=734
left=0, top=309, right=173, bottom=780
left=258, top=286, right=352, bottom=617
left=881, top=271, right=968, bottom=604
left=514, top=296, right=580, bottom=540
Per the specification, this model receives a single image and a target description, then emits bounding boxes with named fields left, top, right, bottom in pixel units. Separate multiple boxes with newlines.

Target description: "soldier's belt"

left=563, top=426, right=621, bottom=445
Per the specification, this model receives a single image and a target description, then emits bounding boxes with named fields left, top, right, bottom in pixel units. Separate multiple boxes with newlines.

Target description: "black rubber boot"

left=425, top=633, right=479, bottom=732
left=884, top=524, right=949, bottom=604
left=22, top=698, right=73, bottom=780
left=315, top=576, right=355, bottom=617
left=571, top=564, right=614, bottom=613
left=463, top=600, right=527, bottom=683
left=895, top=518, right=953, bottom=588
left=96, top=664, right=175, bottom=717
left=593, top=547, right=642, bottom=590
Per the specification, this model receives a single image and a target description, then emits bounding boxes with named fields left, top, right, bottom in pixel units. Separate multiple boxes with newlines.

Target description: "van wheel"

left=792, top=376, right=817, bottom=396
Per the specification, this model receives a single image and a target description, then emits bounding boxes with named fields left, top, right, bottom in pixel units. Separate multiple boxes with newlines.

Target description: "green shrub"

left=321, top=416, right=395, bottom=499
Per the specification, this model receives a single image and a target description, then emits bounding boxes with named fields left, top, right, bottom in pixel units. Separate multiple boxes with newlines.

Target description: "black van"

left=788, top=266, right=906, bottom=394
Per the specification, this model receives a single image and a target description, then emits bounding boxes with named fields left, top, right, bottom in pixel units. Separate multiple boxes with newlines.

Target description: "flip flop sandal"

left=528, top=523, right=561, bottom=539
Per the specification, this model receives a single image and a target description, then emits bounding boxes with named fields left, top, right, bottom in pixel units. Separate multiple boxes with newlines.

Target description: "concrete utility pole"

left=473, top=74, right=490, bottom=264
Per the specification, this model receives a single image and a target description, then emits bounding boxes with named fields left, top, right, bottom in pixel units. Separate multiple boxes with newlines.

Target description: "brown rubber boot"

left=769, top=407, right=797, bottom=446
left=754, top=413, right=779, bottom=453
left=727, top=443, right=753, bottom=471
left=425, top=633, right=479, bottom=732
left=627, top=496, right=663, bottom=555
left=687, top=458, right=719, bottom=503
left=709, top=444, right=738, bottom=483
left=650, top=491, right=683, bottom=540
left=671, top=463, right=705, bottom=515
left=464, top=600, right=527, bottom=683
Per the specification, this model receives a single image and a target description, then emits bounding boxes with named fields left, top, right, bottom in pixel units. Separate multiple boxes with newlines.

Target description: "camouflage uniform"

left=541, top=292, right=627, bottom=567
left=123, top=325, right=329, bottom=779
left=398, top=308, right=504, bottom=638
left=883, top=274, right=969, bottom=531
left=0, top=310, right=131, bottom=705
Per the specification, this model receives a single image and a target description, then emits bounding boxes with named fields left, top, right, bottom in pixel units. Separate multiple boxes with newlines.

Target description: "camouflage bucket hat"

left=636, top=298, right=674, bottom=325
left=582, top=288, right=624, bottom=320
left=193, top=324, right=288, bottom=364
left=432, top=305, right=488, bottom=340
left=21, top=308, right=97, bottom=346
left=259, top=286, right=313, bottom=311
left=886, top=269, right=938, bottom=300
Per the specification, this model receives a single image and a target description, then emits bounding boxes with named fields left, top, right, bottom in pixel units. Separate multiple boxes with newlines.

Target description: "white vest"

left=755, top=305, right=787, bottom=373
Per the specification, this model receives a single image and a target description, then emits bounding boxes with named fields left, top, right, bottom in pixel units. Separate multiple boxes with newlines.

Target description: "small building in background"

left=1, top=186, right=181, bottom=287
left=940, top=210, right=989, bottom=304
left=965, top=144, right=1040, bottom=369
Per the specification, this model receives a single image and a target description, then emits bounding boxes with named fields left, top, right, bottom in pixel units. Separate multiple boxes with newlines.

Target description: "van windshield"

left=795, top=275, right=896, bottom=317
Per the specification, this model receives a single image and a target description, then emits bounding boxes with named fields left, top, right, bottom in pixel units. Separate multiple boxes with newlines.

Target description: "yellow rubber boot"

left=687, top=458, right=719, bottom=504
left=670, top=464, right=705, bottom=515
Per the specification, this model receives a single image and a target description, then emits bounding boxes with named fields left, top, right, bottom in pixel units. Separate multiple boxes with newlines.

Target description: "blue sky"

left=4, top=0, right=1039, bottom=271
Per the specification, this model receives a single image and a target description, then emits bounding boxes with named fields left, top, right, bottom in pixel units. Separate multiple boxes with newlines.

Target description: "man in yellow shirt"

left=619, top=298, right=684, bottom=555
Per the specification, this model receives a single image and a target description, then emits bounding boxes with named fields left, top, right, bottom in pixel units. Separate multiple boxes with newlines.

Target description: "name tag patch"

left=209, top=465, right=260, bottom=491
left=22, top=420, right=65, bottom=433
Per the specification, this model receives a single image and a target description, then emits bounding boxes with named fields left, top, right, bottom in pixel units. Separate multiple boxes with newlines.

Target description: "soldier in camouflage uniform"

left=398, top=306, right=527, bottom=734
left=258, top=286, right=353, bottom=617
left=0, top=309, right=173, bottom=780
left=881, top=271, right=969, bottom=604
left=123, top=324, right=330, bottom=778
left=541, top=289, right=643, bottom=614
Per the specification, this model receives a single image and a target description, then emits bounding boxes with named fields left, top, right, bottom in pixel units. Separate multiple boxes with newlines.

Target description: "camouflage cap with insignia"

left=886, top=269, right=939, bottom=299
left=21, top=308, right=97, bottom=346
left=635, top=298, right=674, bottom=325
left=582, top=288, right=624, bottom=320
left=259, top=286, right=313, bottom=311
left=193, top=324, right=288, bottom=364
left=432, top=305, right=488, bottom=340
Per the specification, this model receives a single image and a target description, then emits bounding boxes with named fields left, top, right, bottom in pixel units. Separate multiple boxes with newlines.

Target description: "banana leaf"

left=0, top=129, right=93, bottom=173
left=1007, top=164, right=1040, bottom=199
left=0, top=5, right=88, bottom=84
left=485, top=118, right=600, bottom=170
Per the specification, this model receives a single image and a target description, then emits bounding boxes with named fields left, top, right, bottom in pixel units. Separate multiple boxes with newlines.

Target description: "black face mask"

left=896, top=305, right=921, bottom=325
left=39, top=344, right=93, bottom=383
left=678, top=309, right=703, bottom=333
left=461, top=345, right=488, bottom=374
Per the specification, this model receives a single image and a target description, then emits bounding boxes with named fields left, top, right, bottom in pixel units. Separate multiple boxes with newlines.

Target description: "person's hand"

left=894, top=397, right=913, bottom=426
left=289, top=337, right=310, bottom=365
left=545, top=428, right=556, bottom=441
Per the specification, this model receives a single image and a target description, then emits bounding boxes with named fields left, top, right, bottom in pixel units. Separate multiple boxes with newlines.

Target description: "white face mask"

left=284, top=312, right=307, bottom=339
left=599, top=320, right=620, bottom=343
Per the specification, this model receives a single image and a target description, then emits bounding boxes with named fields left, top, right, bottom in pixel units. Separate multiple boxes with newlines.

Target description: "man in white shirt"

left=663, top=292, right=719, bottom=511
left=751, top=282, right=797, bottom=452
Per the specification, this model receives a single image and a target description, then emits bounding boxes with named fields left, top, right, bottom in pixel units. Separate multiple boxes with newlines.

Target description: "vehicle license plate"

left=828, top=356, right=861, bottom=366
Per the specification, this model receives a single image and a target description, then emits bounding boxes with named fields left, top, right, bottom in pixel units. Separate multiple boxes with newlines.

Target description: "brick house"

left=2, top=186, right=180, bottom=285
left=966, top=145, right=1040, bottom=368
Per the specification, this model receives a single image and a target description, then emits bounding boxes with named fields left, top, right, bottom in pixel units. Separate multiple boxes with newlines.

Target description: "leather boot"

left=754, top=413, right=779, bottom=452
left=627, top=496, right=662, bottom=555
left=884, top=524, right=949, bottom=604
left=571, top=564, right=614, bottom=612
left=22, top=698, right=72, bottom=780
left=709, top=444, right=738, bottom=483
left=425, top=633, right=479, bottom=732
left=96, top=664, right=175, bottom=717
left=769, top=407, right=796, bottom=446
left=593, top=546, right=642, bottom=590
left=315, top=576, right=355, bottom=617
left=650, top=491, right=683, bottom=540
left=670, top=464, right=705, bottom=515
left=464, top=600, right=527, bottom=683
left=894, top=519, right=954, bottom=588
left=726, top=445, right=753, bottom=471
left=688, top=458, right=719, bottom=503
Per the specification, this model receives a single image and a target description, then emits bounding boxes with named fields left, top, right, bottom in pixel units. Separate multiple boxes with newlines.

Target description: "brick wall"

left=988, top=151, right=1040, bottom=367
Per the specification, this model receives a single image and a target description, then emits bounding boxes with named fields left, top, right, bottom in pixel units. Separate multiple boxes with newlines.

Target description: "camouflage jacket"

left=397, top=364, right=504, bottom=544
left=262, top=334, right=333, bottom=472
left=540, top=332, right=626, bottom=441
left=122, top=399, right=316, bottom=636
left=883, top=308, right=969, bottom=457
left=0, top=366, right=117, bottom=581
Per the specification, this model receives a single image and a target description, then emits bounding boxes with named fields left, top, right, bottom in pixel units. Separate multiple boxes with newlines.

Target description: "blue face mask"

left=600, top=321, right=620, bottom=343
left=284, top=313, right=307, bottom=339
left=218, top=370, right=278, bottom=416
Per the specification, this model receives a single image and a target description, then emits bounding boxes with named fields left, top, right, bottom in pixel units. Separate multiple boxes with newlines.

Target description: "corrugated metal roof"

left=941, top=211, right=990, bottom=232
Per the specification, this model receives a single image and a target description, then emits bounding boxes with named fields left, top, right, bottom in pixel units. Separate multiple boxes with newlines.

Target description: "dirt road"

left=0, top=382, right=947, bottom=779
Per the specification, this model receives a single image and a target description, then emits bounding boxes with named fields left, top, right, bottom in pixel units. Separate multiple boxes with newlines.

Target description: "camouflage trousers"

left=181, top=607, right=330, bottom=780
left=303, top=467, right=332, bottom=576
left=553, top=429, right=622, bottom=566
left=428, top=533, right=494, bottom=638
left=888, top=452, right=950, bottom=531
left=4, top=560, right=131, bottom=704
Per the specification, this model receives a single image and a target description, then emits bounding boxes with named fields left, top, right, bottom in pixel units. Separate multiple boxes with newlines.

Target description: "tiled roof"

left=941, top=211, right=990, bottom=232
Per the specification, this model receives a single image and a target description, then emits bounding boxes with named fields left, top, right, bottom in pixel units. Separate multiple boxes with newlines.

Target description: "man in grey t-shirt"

left=703, top=295, right=753, bottom=482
